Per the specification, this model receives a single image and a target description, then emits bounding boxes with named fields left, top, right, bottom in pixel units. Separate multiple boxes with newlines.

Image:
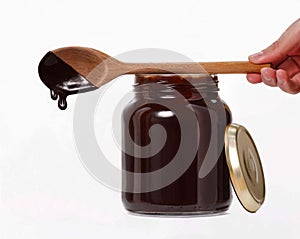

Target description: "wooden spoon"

left=52, top=46, right=270, bottom=88
left=38, top=46, right=270, bottom=110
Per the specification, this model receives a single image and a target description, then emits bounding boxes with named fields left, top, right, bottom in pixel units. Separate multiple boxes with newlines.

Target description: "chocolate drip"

left=58, top=95, right=67, bottom=110
left=38, top=51, right=97, bottom=110
left=50, top=89, right=58, bottom=100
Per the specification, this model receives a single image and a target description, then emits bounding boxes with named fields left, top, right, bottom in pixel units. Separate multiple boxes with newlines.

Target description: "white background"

left=1, top=0, right=300, bottom=238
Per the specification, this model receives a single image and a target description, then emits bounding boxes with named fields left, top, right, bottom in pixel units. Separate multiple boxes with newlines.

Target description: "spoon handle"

left=196, top=61, right=270, bottom=74
left=127, top=61, right=271, bottom=75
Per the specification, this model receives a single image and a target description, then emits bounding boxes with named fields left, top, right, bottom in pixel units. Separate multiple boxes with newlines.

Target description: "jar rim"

left=134, top=73, right=218, bottom=87
left=135, top=73, right=217, bottom=79
left=133, top=73, right=219, bottom=96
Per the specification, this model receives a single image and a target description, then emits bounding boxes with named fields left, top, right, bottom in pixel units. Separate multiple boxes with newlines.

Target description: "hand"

left=247, top=18, right=300, bottom=94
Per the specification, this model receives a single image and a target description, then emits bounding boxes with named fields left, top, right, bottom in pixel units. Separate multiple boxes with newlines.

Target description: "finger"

left=261, top=67, right=277, bottom=87
left=293, top=56, right=300, bottom=66
left=290, top=72, right=300, bottom=92
left=277, top=69, right=300, bottom=94
left=277, top=56, right=300, bottom=77
left=246, top=73, right=262, bottom=84
left=291, top=72, right=300, bottom=84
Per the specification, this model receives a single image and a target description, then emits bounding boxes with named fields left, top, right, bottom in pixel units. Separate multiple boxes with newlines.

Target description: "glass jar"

left=121, top=74, right=232, bottom=215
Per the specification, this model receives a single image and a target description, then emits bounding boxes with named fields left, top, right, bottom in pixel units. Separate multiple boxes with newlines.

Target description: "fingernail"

left=249, top=51, right=264, bottom=60
left=264, top=77, right=272, bottom=82
left=277, top=76, right=284, bottom=84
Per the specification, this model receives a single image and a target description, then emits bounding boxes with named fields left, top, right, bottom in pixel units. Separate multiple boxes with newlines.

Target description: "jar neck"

left=134, top=74, right=219, bottom=100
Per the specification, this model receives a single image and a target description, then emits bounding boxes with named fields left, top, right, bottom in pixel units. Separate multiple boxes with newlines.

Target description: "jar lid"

left=224, top=123, right=265, bottom=213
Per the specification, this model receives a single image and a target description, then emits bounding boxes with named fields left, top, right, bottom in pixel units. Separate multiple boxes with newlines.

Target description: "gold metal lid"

left=225, top=123, right=265, bottom=213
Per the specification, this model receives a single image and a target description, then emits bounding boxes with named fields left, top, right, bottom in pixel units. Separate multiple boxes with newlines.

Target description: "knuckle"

left=271, top=40, right=280, bottom=50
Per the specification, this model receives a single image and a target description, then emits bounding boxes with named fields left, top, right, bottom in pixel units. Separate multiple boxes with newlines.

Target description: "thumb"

left=249, top=18, right=300, bottom=65
left=249, top=40, right=289, bottom=65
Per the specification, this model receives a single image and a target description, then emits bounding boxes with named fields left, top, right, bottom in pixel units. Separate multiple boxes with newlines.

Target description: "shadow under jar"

left=122, top=74, right=232, bottom=215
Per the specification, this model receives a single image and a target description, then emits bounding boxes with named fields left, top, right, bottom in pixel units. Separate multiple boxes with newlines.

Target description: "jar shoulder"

left=122, top=100, right=176, bottom=122
left=220, top=99, right=232, bottom=123
left=123, top=98, right=232, bottom=123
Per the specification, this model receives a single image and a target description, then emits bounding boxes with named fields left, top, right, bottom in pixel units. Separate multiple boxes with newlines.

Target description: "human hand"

left=247, top=18, right=300, bottom=94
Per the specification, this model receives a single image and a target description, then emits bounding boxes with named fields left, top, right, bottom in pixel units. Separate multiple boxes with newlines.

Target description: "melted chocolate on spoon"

left=38, top=52, right=97, bottom=110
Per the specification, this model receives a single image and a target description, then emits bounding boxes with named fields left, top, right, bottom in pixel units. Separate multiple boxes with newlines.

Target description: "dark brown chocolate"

left=122, top=74, right=232, bottom=214
left=38, top=51, right=97, bottom=110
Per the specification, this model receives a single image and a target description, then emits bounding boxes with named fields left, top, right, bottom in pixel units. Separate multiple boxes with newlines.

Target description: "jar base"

left=123, top=201, right=231, bottom=217
left=126, top=208, right=229, bottom=217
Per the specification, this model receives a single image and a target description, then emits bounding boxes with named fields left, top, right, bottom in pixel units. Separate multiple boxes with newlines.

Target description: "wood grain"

left=53, top=47, right=271, bottom=87
left=127, top=62, right=270, bottom=75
